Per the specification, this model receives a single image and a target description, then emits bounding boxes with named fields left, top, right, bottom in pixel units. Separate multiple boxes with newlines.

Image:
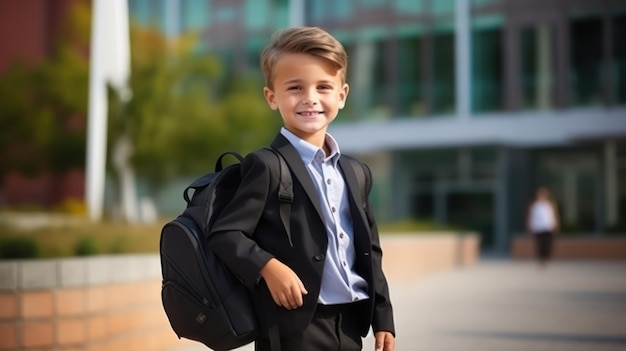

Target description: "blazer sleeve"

left=363, top=163, right=396, bottom=336
left=207, top=152, right=274, bottom=290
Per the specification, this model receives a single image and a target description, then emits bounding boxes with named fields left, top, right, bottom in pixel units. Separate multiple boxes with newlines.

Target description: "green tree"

left=111, top=25, right=279, bottom=191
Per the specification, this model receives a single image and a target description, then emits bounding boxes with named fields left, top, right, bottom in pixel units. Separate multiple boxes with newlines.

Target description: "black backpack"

left=160, top=148, right=292, bottom=351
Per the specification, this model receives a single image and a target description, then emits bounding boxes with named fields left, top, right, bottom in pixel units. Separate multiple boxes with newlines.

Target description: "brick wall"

left=0, top=234, right=479, bottom=351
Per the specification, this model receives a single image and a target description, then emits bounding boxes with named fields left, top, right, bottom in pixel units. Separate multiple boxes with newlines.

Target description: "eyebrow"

left=281, top=79, right=336, bottom=85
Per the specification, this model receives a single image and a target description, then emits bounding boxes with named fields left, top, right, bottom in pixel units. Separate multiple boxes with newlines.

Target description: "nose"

left=301, top=89, right=318, bottom=106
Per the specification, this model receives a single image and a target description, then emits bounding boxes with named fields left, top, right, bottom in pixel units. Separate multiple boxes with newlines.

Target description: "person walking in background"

left=207, top=26, right=395, bottom=351
left=526, top=187, right=561, bottom=268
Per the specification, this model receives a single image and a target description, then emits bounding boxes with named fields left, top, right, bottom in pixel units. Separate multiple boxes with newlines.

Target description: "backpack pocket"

left=162, top=280, right=255, bottom=350
left=162, top=280, right=214, bottom=337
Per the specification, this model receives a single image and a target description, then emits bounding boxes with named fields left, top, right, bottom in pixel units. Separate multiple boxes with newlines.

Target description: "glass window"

left=307, top=0, right=329, bottom=23
left=345, top=38, right=389, bottom=120
left=471, top=0, right=501, bottom=7
left=343, top=43, right=368, bottom=120
left=432, top=0, right=455, bottom=15
left=344, top=27, right=391, bottom=119
left=472, top=26, right=503, bottom=112
left=244, top=0, right=269, bottom=30
left=397, top=36, right=424, bottom=116
left=411, top=193, right=434, bottom=220
left=613, top=13, right=626, bottom=104
left=520, top=24, right=554, bottom=110
left=334, top=0, right=352, bottom=20
left=570, top=16, right=603, bottom=106
left=471, top=148, right=496, bottom=180
left=215, top=6, right=236, bottom=23
left=394, top=0, right=425, bottom=14
left=432, top=32, right=455, bottom=114
left=361, top=0, right=386, bottom=8
left=181, top=0, right=209, bottom=31
left=129, top=0, right=165, bottom=29
left=371, top=40, right=388, bottom=113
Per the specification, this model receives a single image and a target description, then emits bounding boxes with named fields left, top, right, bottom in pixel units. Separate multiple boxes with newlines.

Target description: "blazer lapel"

left=271, top=134, right=325, bottom=222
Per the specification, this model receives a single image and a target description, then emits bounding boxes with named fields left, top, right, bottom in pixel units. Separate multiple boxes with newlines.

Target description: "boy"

left=208, top=26, right=396, bottom=351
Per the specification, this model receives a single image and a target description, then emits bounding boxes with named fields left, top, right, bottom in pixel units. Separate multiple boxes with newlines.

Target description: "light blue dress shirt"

left=280, top=128, right=369, bottom=304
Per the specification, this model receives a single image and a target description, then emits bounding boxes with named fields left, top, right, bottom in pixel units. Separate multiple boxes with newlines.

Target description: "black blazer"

left=208, top=133, right=395, bottom=337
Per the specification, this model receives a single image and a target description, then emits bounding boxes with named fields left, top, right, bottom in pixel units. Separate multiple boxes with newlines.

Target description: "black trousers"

left=255, top=301, right=366, bottom=351
left=534, top=231, right=554, bottom=261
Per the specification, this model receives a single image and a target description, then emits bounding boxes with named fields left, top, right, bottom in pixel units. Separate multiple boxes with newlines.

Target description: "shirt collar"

left=280, top=127, right=341, bottom=165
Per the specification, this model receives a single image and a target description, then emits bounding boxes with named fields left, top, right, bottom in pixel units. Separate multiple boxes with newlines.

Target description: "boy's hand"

left=374, top=331, right=395, bottom=351
left=260, top=258, right=308, bottom=310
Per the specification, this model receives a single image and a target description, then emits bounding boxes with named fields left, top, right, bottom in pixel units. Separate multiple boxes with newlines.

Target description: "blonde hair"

left=260, top=26, right=348, bottom=88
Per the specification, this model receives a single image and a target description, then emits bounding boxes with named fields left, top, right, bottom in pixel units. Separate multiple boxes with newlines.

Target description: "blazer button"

left=313, top=254, right=324, bottom=262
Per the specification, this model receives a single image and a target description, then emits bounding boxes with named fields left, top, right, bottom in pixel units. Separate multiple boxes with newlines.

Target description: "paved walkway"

left=367, top=260, right=626, bottom=351
left=176, top=260, right=626, bottom=351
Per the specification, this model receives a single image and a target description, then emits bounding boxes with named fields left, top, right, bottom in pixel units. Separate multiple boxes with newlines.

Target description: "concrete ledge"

left=0, top=254, right=162, bottom=292
left=381, top=233, right=479, bottom=283
left=511, top=236, right=626, bottom=259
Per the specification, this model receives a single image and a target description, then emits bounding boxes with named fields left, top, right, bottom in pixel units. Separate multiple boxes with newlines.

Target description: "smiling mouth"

left=297, top=111, right=323, bottom=117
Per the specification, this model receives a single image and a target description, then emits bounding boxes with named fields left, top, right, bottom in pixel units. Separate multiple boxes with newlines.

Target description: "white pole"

left=86, top=0, right=108, bottom=221
left=85, top=0, right=131, bottom=221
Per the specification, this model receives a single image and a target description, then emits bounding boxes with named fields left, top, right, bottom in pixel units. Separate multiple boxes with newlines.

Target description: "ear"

left=338, top=83, right=349, bottom=109
left=263, top=87, right=278, bottom=110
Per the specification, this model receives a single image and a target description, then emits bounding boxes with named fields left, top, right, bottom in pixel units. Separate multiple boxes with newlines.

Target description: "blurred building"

left=130, top=0, right=625, bottom=253
left=317, top=0, right=626, bottom=254
left=0, top=0, right=86, bottom=208
left=134, top=0, right=625, bottom=253
left=0, top=0, right=79, bottom=73
left=1, top=0, right=623, bottom=253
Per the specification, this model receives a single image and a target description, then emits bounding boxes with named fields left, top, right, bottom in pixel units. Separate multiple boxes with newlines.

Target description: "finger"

left=292, top=284, right=303, bottom=307
left=298, top=277, right=308, bottom=295
left=280, top=293, right=293, bottom=310
left=384, top=334, right=395, bottom=351
left=286, top=286, right=301, bottom=310
left=375, top=334, right=383, bottom=351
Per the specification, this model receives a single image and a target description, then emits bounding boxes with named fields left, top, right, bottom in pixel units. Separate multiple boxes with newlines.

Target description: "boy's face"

left=263, top=53, right=349, bottom=146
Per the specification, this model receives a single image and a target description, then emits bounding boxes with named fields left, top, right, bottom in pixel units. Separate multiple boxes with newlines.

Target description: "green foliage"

left=0, top=236, right=42, bottom=259
left=74, top=236, right=100, bottom=256
left=110, top=25, right=280, bottom=187
left=0, top=219, right=164, bottom=259
left=0, top=1, right=280, bottom=203
left=109, top=234, right=131, bottom=254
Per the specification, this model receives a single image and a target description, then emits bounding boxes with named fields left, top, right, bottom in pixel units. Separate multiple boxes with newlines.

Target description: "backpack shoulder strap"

left=254, top=148, right=294, bottom=247
left=342, top=155, right=371, bottom=206
left=342, top=155, right=375, bottom=228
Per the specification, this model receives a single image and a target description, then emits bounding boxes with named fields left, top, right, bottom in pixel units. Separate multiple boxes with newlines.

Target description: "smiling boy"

left=208, top=26, right=395, bottom=351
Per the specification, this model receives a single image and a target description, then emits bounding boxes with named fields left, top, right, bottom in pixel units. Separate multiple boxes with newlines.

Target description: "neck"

left=296, top=130, right=327, bottom=150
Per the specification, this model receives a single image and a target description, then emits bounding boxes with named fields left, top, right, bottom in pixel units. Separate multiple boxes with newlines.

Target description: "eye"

left=318, top=85, right=332, bottom=90
left=287, top=86, right=301, bottom=91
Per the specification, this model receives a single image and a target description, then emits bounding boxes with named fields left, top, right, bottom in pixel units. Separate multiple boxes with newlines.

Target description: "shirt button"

left=354, top=297, right=359, bottom=301
left=339, top=233, right=344, bottom=239
left=342, top=261, right=347, bottom=266
left=327, top=179, right=331, bottom=185
left=331, top=207, right=336, bottom=213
